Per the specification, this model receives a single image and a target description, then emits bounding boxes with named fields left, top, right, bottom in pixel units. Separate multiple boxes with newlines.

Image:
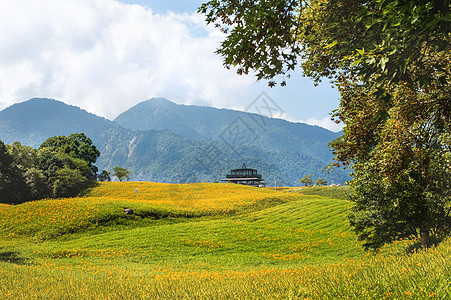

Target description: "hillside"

left=0, top=98, right=117, bottom=147
left=94, top=127, right=349, bottom=185
left=0, top=183, right=449, bottom=299
left=0, top=98, right=350, bottom=185
left=114, top=98, right=341, bottom=161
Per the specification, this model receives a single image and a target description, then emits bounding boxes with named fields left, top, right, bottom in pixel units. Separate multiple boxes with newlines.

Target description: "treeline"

left=0, top=133, right=100, bottom=204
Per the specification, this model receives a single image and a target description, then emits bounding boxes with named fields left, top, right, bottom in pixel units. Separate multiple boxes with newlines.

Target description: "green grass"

left=291, top=185, right=353, bottom=200
left=0, top=182, right=298, bottom=240
left=0, top=183, right=449, bottom=299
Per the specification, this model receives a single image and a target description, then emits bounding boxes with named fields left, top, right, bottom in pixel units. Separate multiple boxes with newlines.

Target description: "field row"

left=0, top=182, right=298, bottom=238
left=1, top=183, right=448, bottom=299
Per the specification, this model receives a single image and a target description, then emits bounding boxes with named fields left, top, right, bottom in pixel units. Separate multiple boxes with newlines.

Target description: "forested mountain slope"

left=0, top=98, right=350, bottom=185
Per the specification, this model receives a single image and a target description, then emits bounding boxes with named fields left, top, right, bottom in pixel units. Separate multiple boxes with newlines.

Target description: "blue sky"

left=0, top=0, right=341, bottom=131
left=118, top=0, right=342, bottom=130
left=119, top=0, right=204, bottom=13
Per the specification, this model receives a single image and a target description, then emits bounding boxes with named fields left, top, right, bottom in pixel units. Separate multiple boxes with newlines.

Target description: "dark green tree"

left=7, top=142, right=51, bottom=199
left=300, top=175, right=313, bottom=187
left=8, top=142, right=39, bottom=170
left=342, top=80, right=451, bottom=249
left=0, top=140, right=30, bottom=204
left=200, top=0, right=451, bottom=249
left=113, top=167, right=132, bottom=182
left=1, top=134, right=101, bottom=202
left=37, top=147, right=65, bottom=185
left=24, top=167, right=51, bottom=200
left=39, top=133, right=100, bottom=179
left=38, top=134, right=100, bottom=198
left=200, top=0, right=450, bottom=88
left=98, top=170, right=111, bottom=182
left=52, top=167, right=92, bottom=198
left=315, top=178, right=327, bottom=186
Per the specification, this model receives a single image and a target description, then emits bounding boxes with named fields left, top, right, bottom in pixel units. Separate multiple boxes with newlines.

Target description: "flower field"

left=0, top=182, right=298, bottom=239
left=0, top=182, right=449, bottom=299
left=86, top=181, right=297, bottom=212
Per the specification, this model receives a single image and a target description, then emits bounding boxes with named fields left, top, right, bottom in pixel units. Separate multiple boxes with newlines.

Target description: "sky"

left=0, top=0, right=342, bottom=132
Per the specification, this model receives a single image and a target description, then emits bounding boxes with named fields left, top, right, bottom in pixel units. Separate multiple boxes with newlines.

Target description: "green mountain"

left=114, top=98, right=341, bottom=161
left=0, top=98, right=350, bottom=185
left=0, top=98, right=117, bottom=147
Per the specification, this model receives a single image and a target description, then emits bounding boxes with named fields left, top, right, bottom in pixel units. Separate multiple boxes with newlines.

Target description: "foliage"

left=6, top=142, right=51, bottom=199
left=37, top=133, right=100, bottom=198
left=199, top=0, right=302, bottom=86
left=327, top=51, right=451, bottom=249
left=39, top=133, right=100, bottom=179
left=0, top=133, right=100, bottom=203
left=52, top=167, right=93, bottom=198
left=345, top=82, right=451, bottom=249
left=98, top=170, right=111, bottom=182
left=300, top=174, right=313, bottom=186
left=113, top=167, right=132, bottom=182
left=0, top=140, right=30, bottom=204
left=315, top=178, right=327, bottom=186
left=335, top=59, right=451, bottom=249
left=7, top=141, right=39, bottom=170
left=24, top=167, right=51, bottom=200
left=200, top=0, right=451, bottom=249
left=200, top=0, right=450, bottom=88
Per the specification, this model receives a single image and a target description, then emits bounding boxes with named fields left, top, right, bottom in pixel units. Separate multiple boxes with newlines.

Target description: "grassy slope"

left=0, top=183, right=449, bottom=299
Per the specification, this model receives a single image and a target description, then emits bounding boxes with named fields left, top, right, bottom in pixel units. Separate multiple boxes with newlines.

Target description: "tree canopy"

left=315, top=178, right=327, bottom=186
left=200, top=0, right=451, bottom=88
left=300, top=175, right=313, bottom=186
left=0, top=133, right=100, bottom=204
left=98, top=170, right=111, bottom=182
left=200, top=0, right=451, bottom=249
left=113, top=167, right=132, bottom=182
left=39, top=133, right=100, bottom=179
left=0, top=140, right=30, bottom=204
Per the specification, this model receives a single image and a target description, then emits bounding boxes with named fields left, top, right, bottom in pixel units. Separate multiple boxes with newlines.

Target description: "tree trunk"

left=420, top=227, right=430, bottom=247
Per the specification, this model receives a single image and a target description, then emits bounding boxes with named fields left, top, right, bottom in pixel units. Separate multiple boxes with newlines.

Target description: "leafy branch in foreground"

left=200, top=0, right=451, bottom=249
left=200, top=0, right=450, bottom=88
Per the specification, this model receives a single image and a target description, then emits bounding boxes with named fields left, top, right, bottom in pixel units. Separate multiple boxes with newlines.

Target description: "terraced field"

left=0, top=183, right=449, bottom=299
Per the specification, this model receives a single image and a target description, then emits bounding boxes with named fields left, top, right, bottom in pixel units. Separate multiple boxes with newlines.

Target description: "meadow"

left=0, top=182, right=449, bottom=299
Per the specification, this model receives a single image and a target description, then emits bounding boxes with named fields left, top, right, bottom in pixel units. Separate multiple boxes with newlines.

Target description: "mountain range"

left=0, top=98, right=350, bottom=186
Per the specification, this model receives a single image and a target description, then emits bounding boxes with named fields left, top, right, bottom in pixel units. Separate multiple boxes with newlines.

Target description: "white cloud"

left=303, top=117, right=343, bottom=132
left=0, top=0, right=255, bottom=118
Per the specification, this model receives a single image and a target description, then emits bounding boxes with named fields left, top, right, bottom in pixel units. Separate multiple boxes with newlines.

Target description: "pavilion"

left=222, top=163, right=265, bottom=187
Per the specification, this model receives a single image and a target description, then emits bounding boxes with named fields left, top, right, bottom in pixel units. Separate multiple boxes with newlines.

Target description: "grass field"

left=0, top=183, right=449, bottom=299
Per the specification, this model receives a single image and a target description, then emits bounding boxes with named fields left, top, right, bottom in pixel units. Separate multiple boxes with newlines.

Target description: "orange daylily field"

left=0, top=183, right=449, bottom=299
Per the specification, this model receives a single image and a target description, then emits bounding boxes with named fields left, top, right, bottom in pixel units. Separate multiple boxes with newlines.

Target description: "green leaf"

left=324, top=40, right=338, bottom=49
left=350, top=58, right=362, bottom=67
left=380, top=56, right=389, bottom=71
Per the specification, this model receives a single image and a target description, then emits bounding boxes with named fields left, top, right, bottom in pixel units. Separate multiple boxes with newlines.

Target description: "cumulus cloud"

left=0, top=0, right=255, bottom=119
left=303, top=117, right=343, bottom=132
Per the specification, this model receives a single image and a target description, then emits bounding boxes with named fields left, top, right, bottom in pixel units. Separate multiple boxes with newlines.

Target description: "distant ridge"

left=115, top=98, right=341, bottom=161
left=0, top=98, right=350, bottom=185
left=0, top=98, right=117, bottom=147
